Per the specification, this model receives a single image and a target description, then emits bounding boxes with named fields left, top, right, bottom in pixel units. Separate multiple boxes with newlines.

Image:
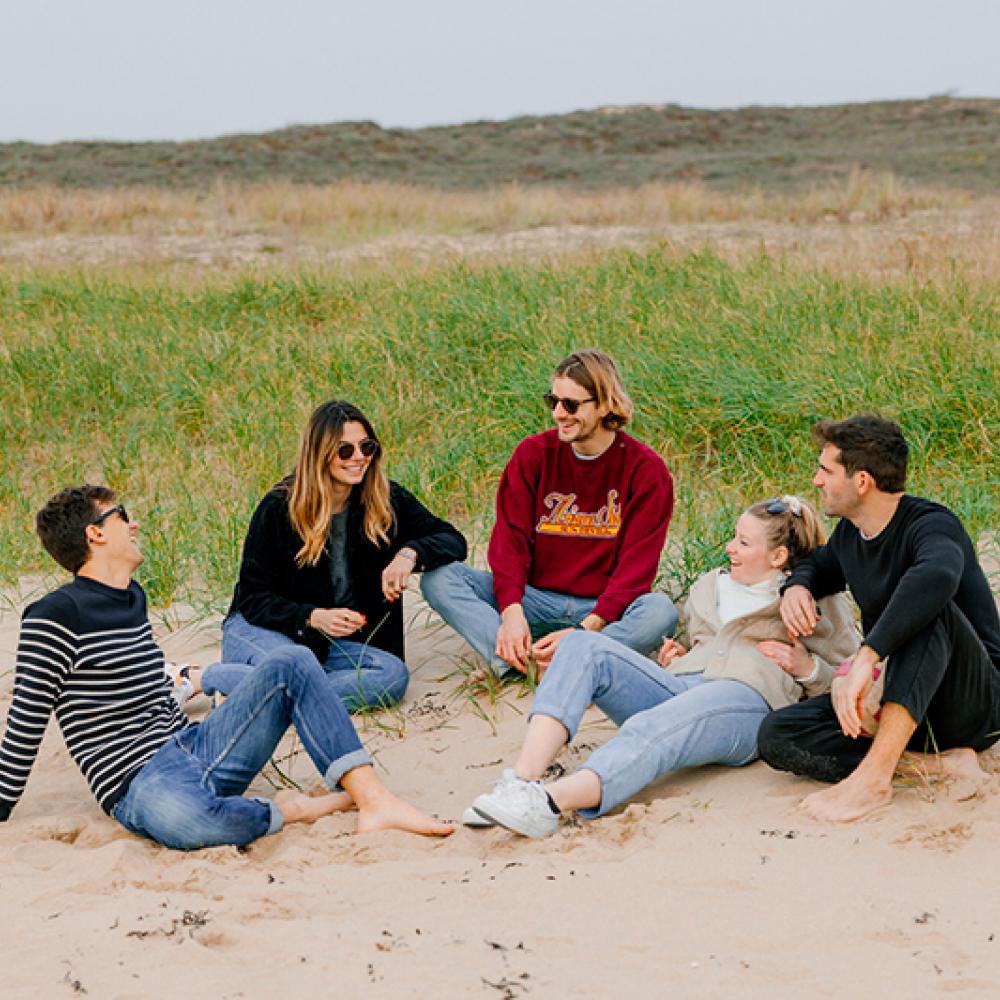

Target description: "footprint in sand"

left=894, top=822, right=972, bottom=852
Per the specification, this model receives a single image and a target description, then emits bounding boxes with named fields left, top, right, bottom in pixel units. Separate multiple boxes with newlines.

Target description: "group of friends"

left=1, top=349, right=998, bottom=850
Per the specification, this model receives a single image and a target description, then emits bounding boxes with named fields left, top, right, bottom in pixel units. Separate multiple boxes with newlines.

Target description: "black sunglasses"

left=764, top=497, right=802, bottom=517
left=336, top=438, right=380, bottom=461
left=542, top=391, right=597, bottom=415
left=90, top=503, right=128, bottom=527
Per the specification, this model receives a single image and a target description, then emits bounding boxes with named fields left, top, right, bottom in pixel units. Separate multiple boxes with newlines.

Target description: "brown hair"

left=812, top=414, right=908, bottom=493
left=745, top=495, right=826, bottom=571
left=286, top=400, right=393, bottom=567
left=553, top=349, right=633, bottom=431
left=36, top=484, right=117, bottom=573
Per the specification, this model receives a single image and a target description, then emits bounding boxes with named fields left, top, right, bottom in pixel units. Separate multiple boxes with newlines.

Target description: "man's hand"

left=657, top=638, right=687, bottom=667
left=381, top=549, right=416, bottom=602
left=309, top=607, right=366, bottom=638
left=757, top=637, right=813, bottom=678
left=831, top=646, right=880, bottom=738
left=531, top=628, right=574, bottom=665
left=780, top=585, right=820, bottom=638
left=496, top=604, right=532, bottom=672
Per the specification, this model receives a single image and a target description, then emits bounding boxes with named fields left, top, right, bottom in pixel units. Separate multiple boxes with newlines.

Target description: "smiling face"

left=813, top=443, right=863, bottom=519
left=725, top=512, right=789, bottom=585
left=329, top=420, right=374, bottom=489
left=548, top=375, right=610, bottom=450
left=88, top=502, right=143, bottom=572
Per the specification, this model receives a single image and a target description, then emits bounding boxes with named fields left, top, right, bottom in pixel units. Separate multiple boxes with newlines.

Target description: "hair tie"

left=781, top=495, right=803, bottom=516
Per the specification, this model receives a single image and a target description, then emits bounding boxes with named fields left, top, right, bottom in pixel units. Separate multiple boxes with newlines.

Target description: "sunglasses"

left=336, top=438, right=380, bottom=461
left=542, top=391, right=597, bottom=415
left=764, top=497, right=802, bottom=517
left=90, top=503, right=129, bottom=527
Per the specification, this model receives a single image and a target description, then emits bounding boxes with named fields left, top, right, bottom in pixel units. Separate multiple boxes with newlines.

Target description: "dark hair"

left=812, top=414, right=908, bottom=493
left=553, top=349, right=633, bottom=431
left=36, top=484, right=116, bottom=573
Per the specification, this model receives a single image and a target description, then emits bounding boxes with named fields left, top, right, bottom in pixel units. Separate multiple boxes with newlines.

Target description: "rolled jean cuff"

left=571, top=765, right=606, bottom=820
left=255, top=796, right=285, bottom=837
left=526, top=705, right=581, bottom=743
left=323, top=748, right=373, bottom=789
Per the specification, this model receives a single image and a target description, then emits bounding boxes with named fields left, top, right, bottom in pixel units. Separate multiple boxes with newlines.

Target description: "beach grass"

left=0, top=248, right=996, bottom=607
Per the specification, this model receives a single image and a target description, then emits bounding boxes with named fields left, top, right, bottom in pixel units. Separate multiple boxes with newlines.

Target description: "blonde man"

left=422, top=349, right=677, bottom=676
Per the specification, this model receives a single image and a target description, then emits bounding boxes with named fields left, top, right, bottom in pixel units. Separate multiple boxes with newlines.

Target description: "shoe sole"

left=461, top=807, right=494, bottom=828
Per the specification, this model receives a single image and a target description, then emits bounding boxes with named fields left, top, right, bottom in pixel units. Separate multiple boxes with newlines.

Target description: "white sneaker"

left=461, top=768, right=520, bottom=828
left=472, top=770, right=560, bottom=839
left=165, top=662, right=196, bottom=708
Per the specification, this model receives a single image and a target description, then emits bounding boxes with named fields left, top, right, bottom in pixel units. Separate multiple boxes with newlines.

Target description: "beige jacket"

left=670, top=569, right=860, bottom=710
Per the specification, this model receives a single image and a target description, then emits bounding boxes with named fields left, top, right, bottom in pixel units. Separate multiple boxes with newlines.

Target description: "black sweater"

left=785, top=495, right=1000, bottom=666
left=0, top=576, right=187, bottom=820
left=226, top=479, right=467, bottom=661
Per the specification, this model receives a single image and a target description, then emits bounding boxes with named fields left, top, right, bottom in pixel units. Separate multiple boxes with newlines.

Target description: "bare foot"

left=800, top=771, right=893, bottom=823
left=356, top=790, right=454, bottom=838
left=275, top=789, right=354, bottom=825
left=897, top=747, right=987, bottom=783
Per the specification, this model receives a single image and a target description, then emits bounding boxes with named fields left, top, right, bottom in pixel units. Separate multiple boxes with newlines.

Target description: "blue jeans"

left=113, top=646, right=372, bottom=850
left=420, top=563, right=678, bottom=672
left=213, top=612, right=409, bottom=712
left=531, top=631, right=770, bottom=817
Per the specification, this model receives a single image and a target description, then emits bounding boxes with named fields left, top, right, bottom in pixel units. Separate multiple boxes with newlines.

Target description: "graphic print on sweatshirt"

left=536, top=489, right=622, bottom=539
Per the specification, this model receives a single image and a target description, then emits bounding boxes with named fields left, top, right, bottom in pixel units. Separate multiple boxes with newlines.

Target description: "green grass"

left=2, top=97, right=998, bottom=192
left=0, top=249, right=996, bottom=607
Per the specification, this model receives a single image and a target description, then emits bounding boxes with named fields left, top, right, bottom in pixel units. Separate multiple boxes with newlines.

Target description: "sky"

left=2, top=0, right=998, bottom=144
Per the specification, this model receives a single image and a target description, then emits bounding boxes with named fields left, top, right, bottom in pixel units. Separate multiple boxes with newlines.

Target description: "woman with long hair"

left=466, top=495, right=859, bottom=836
left=215, top=400, right=466, bottom=711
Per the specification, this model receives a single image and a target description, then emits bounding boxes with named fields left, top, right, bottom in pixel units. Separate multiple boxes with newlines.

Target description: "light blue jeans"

left=531, top=631, right=770, bottom=817
left=113, top=646, right=372, bottom=850
left=420, top=563, right=678, bottom=672
left=210, top=612, right=409, bottom=712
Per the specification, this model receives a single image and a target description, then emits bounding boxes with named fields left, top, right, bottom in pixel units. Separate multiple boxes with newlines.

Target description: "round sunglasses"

left=336, top=438, right=380, bottom=461
left=542, top=391, right=597, bottom=415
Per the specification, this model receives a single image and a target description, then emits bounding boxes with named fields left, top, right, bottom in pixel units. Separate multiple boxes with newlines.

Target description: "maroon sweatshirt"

left=488, top=429, right=674, bottom=623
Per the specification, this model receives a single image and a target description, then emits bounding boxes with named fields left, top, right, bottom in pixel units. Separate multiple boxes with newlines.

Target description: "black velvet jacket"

left=227, top=479, right=467, bottom=661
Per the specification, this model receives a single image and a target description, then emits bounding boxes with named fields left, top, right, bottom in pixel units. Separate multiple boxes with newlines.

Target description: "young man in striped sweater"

left=0, top=485, right=452, bottom=849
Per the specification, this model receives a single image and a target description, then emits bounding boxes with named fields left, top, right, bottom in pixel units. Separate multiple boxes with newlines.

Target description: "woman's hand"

left=757, top=637, right=813, bottom=678
left=658, top=638, right=687, bottom=668
left=309, top=607, right=366, bottom=638
left=381, top=548, right=417, bottom=602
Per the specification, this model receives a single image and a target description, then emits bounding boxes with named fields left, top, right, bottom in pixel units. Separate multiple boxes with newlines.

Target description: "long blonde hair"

left=745, top=495, right=826, bottom=571
left=286, top=400, right=393, bottom=567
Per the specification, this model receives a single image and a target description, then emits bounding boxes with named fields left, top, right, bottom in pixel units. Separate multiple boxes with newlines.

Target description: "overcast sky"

left=2, top=0, right=998, bottom=143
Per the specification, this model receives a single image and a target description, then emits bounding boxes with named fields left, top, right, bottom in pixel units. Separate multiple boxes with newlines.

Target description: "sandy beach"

left=2, top=583, right=1000, bottom=999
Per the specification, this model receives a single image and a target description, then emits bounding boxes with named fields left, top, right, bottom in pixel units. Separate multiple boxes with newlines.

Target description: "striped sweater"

left=0, top=575, right=188, bottom=819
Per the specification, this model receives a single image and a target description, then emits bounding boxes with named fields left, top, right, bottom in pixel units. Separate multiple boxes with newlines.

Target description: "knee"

left=755, top=709, right=790, bottom=769
left=379, top=657, right=410, bottom=706
left=258, top=645, right=324, bottom=684
left=551, top=630, right=597, bottom=668
left=642, top=592, right=679, bottom=633
left=419, top=563, right=461, bottom=606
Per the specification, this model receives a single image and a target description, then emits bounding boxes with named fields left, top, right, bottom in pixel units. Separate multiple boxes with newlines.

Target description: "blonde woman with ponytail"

left=219, top=401, right=466, bottom=711
left=465, top=496, right=859, bottom=838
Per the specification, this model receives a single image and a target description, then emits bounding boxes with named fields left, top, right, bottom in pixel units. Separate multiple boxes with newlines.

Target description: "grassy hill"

left=1, top=97, right=997, bottom=192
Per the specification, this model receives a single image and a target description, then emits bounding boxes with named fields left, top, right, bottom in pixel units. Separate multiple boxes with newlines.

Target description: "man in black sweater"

left=758, top=415, right=1000, bottom=822
left=0, top=485, right=453, bottom=848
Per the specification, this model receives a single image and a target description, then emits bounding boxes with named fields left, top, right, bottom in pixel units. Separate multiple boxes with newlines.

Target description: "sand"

left=2, top=589, right=1000, bottom=999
